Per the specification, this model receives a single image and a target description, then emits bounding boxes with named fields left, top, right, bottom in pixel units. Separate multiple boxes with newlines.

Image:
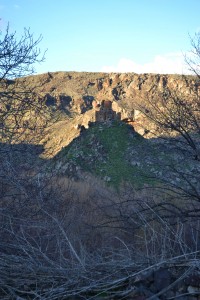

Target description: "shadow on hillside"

left=0, top=142, right=46, bottom=168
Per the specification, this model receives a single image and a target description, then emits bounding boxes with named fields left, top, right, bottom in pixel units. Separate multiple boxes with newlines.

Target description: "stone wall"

left=80, top=99, right=129, bottom=129
left=95, top=100, right=121, bottom=122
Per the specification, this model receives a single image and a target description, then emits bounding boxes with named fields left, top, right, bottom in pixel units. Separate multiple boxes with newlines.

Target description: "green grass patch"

left=59, top=121, right=155, bottom=189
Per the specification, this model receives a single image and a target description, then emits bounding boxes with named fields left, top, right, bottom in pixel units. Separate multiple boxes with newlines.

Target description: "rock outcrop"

left=8, top=71, right=199, bottom=156
left=22, top=72, right=198, bottom=116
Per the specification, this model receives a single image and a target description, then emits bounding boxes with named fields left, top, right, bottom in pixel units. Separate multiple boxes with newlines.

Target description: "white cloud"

left=101, top=52, right=191, bottom=74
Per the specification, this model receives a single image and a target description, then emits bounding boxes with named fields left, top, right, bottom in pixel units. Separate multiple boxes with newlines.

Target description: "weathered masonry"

left=92, top=100, right=121, bottom=122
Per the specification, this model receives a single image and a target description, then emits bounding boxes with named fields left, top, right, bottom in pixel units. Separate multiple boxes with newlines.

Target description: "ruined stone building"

left=78, top=99, right=134, bottom=130
left=93, top=100, right=121, bottom=122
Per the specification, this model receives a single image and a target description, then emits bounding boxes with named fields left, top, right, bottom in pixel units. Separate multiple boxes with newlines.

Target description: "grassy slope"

left=56, top=121, right=153, bottom=188
left=52, top=119, right=196, bottom=192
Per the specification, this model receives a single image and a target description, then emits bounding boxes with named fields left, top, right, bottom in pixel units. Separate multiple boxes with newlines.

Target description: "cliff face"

left=4, top=71, right=198, bottom=157
left=23, top=71, right=197, bottom=114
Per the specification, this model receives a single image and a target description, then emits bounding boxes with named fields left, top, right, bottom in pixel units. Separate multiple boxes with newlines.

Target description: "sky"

left=0, top=0, right=200, bottom=75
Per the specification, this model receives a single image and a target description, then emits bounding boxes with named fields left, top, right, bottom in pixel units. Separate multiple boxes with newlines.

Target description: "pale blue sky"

left=0, top=0, right=200, bottom=74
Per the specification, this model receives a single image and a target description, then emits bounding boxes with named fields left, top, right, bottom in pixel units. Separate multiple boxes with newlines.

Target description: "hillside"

left=1, top=71, right=199, bottom=188
left=47, top=119, right=199, bottom=191
left=1, top=71, right=197, bottom=157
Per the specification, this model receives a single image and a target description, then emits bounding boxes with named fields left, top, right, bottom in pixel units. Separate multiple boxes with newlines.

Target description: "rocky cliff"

left=24, top=71, right=197, bottom=113
left=4, top=71, right=198, bottom=157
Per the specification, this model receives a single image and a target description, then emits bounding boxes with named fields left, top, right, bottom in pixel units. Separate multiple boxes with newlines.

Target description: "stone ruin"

left=77, top=99, right=134, bottom=131
left=74, top=98, right=150, bottom=135
left=92, top=100, right=121, bottom=122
